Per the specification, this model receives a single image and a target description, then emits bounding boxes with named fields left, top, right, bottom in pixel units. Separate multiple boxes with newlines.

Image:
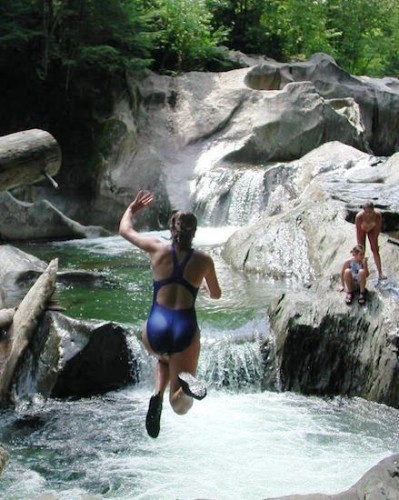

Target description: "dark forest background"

left=1, top=0, right=398, bottom=190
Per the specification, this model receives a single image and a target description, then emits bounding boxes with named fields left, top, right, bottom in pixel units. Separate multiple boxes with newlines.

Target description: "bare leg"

left=343, top=268, right=354, bottom=293
left=356, top=227, right=366, bottom=249
left=142, top=324, right=170, bottom=396
left=154, top=358, right=170, bottom=395
left=368, top=231, right=386, bottom=279
left=142, top=324, right=169, bottom=438
left=168, top=331, right=201, bottom=415
left=343, top=269, right=355, bottom=304
left=358, top=269, right=367, bottom=293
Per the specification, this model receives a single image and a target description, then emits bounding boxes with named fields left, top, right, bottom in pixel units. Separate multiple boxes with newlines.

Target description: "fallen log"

left=0, top=129, right=61, bottom=191
left=0, top=259, right=58, bottom=403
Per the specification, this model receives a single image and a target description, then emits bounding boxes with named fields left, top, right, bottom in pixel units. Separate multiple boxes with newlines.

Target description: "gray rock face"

left=269, top=282, right=399, bottom=407
left=98, top=62, right=371, bottom=215
left=21, top=54, right=399, bottom=230
left=222, top=144, right=399, bottom=283
left=92, top=53, right=398, bottom=223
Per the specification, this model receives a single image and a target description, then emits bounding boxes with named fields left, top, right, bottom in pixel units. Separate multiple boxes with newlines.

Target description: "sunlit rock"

left=222, top=142, right=399, bottom=283
left=16, top=55, right=399, bottom=230
left=245, top=52, right=399, bottom=156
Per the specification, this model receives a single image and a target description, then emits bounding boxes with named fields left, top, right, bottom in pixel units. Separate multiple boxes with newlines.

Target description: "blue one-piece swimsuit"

left=147, top=246, right=199, bottom=355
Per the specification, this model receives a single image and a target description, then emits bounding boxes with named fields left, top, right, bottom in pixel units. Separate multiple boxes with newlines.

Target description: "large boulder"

left=245, top=53, right=399, bottom=156
left=14, top=312, right=138, bottom=400
left=21, top=55, right=399, bottom=228
left=268, top=280, right=399, bottom=408
left=92, top=54, right=399, bottom=221
left=222, top=143, right=399, bottom=283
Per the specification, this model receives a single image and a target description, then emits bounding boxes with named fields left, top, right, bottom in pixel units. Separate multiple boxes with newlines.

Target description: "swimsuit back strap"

left=171, top=246, right=194, bottom=278
left=153, top=247, right=198, bottom=300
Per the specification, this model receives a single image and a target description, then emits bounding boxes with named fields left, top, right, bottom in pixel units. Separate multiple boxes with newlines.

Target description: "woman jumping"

left=119, top=191, right=221, bottom=438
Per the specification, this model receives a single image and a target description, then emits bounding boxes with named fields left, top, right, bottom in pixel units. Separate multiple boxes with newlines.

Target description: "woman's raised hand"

left=129, top=190, right=153, bottom=214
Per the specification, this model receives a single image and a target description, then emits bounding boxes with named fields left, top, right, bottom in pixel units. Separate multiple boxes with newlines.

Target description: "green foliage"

left=150, top=0, right=228, bottom=72
left=0, top=0, right=155, bottom=89
left=206, top=0, right=269, bottom=55
left=263, top=0, right=334, bottom=61
left=205, top=0, right=399, bottom=76
left=325, top=0, right=399, bottom=75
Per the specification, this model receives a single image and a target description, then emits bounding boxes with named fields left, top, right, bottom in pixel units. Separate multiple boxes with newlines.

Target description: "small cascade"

left=191, top=166, right=267, bottom=226
left=128, top=317, right=273, bottom=394
left=199, top=335, right=266, bottom=392
left=198, top=317, right=272, bottom=392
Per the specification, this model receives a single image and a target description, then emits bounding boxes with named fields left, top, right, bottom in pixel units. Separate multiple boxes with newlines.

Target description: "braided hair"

left=169, top=211, right=197, bottom=250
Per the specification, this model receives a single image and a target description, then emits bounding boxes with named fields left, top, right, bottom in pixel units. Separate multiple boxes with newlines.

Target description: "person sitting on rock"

left=339, top=244, right=369, bottom=305
left=355, top=201, right=387, bottom=280
left=119, top=190, right=222, bottom=438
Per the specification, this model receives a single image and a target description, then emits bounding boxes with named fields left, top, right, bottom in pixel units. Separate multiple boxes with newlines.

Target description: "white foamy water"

left=1, top=387, right=397, bottom=500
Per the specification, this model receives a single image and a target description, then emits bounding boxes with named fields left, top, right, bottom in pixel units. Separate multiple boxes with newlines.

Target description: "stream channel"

left=0, top=227, right=398, bottom=499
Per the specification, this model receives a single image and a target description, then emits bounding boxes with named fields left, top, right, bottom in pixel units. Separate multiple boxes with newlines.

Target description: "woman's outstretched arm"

left=119, top=191, right=161, bottom=253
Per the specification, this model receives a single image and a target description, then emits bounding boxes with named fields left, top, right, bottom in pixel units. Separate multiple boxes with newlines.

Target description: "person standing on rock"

left=119, top=190, right=221, bottom=438
left=355, top=201, right=387, bottom=280
left=339, top=244, right=369, bottom=305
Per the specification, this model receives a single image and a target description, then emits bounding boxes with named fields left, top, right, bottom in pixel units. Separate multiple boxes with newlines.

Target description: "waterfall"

left=191, top=167, right=267, bottom=226
left=190, top=159, right=296, bottom=226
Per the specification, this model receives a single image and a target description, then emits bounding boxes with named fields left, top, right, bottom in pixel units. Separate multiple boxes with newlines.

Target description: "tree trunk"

left=0, top=129, right=61, bottom=191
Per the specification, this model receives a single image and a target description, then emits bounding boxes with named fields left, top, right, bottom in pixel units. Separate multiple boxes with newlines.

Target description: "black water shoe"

left=178, top=372, right=207, bottom=400
left=146, top=392, right=163, bottom=438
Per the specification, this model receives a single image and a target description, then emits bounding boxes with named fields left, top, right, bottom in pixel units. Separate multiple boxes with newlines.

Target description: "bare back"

left=150, top=244, right=219, bottom=310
